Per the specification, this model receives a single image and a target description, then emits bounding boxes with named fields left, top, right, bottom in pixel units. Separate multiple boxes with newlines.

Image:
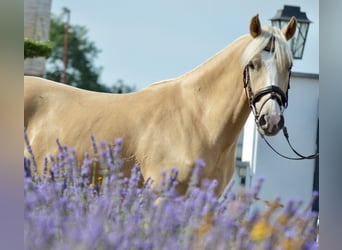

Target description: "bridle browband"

left=243, top=43, right=318, bottom=160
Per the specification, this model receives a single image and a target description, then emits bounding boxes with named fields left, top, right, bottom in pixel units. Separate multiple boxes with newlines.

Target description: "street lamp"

left=271, top=5, right=311, bottom=59
left=61, top=7, right=71, bottom=83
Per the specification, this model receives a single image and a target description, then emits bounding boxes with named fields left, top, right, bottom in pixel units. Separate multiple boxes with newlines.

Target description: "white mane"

left=241, top=25, right=293, bottom=69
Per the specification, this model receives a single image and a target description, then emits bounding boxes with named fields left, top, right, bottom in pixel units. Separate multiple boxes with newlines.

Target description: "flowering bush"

left=24, top=135, right=318, bottom=250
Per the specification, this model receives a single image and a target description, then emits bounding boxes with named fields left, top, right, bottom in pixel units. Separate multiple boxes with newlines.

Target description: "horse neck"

left=181, top=35, right=252, bottom=146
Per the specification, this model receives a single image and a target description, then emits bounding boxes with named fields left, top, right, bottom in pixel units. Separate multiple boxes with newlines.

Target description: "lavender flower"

left=24, top=128, right=38, bottom=174
left=24, top=137, right=319, bottom=250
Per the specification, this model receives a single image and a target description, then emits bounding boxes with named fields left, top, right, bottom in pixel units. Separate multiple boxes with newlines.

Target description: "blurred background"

left=24, top=0, right=318, bottom=91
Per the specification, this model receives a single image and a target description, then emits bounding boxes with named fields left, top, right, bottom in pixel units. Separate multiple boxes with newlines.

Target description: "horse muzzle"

left=258, top=113, right=284, bottom=136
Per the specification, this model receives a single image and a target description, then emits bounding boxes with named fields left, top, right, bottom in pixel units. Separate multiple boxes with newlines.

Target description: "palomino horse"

left=24, top=15, right=296, bottom=195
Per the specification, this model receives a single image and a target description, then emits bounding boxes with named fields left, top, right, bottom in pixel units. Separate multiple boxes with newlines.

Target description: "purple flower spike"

left=24, top=158, right=32, bottom=178
left=196, top=158, right=206, bottom=168
left=115, top=138, right=123, bottom=145
left=24, top=136, right=320, bottom=249
left=257, top=176, right=265, bottom=183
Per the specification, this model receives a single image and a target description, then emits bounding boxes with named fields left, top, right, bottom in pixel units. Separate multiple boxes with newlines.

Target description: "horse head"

left=243, top=14, right=297, bottom=136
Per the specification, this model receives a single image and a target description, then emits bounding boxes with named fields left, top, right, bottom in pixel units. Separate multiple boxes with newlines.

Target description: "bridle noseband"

left=243, top=45, right=318, bottom=160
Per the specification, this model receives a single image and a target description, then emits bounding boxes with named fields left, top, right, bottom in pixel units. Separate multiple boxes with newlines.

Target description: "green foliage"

left=46, top=14, right=136, bottom=93
left=24, top=38, right=52, bottom=59
left=45, top=15, right=110, bottom=92
left=111, top=79, right=136, bottom=93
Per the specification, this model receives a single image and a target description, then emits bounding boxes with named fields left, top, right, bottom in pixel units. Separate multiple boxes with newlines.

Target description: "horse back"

left=25, top=76, right=72, bottom=124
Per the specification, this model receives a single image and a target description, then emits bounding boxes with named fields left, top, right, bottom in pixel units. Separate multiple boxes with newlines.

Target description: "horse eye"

left=248, top=62, right=255, bottom=70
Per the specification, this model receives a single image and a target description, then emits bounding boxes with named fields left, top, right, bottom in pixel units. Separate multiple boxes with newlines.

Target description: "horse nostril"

left=258, top=114, right=284, bottom=135
left=259, top=115, right=267, bottom=127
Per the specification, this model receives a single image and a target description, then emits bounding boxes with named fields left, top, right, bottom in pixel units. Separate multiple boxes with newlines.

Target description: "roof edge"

left=291, top=72, right=319, bottom=79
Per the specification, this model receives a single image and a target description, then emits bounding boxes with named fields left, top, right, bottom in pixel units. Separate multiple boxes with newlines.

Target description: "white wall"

left=238, top=72, right=319, bottom=207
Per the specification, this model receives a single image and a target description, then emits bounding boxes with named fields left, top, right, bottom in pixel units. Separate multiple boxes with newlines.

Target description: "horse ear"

left=250, top=14, right=262, bottom=38
left=282, top=16, right=297, bottom=40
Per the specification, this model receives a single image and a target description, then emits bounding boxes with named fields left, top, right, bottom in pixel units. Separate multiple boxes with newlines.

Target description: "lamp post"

left=271, top=5, right=311, bottom=59
left=61, top=7, right=71, bottom=83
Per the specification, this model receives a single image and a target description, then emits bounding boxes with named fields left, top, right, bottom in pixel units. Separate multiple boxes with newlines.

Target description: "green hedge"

left=24, top=38, right=52, bottom=59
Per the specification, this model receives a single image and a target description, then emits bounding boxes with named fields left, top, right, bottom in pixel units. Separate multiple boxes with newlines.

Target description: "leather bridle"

left=243, top=53, right=291, bottom=121
left=242, top=44, right=318, bottom=160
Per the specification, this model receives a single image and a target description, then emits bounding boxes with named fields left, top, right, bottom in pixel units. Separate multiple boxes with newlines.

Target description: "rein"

left=243, top=53, right=319, bottom=161
left=261, top=127, right=319, bottom=160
